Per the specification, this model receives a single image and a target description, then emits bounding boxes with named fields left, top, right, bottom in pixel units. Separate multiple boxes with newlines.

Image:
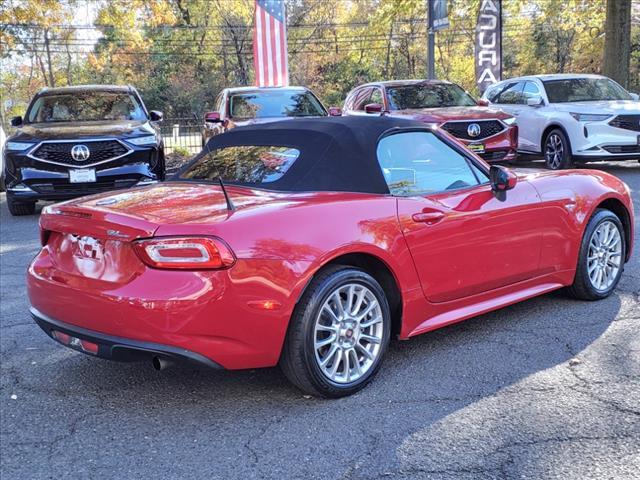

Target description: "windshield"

left=543, top=78, right=631, bottom=103
left=229, top=91, right=327, bottom=119
left=179, top=145, right=301, bottom=185
left=27, top=92, right=147, bottom=123
left=387, top=83, right=477, bottom=109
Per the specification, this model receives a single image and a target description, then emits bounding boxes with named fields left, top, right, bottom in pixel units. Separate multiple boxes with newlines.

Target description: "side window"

left=495, top=82, right=525, bottom=104
left=376, top=131, right=488, bottom=196
left=370, top=88, right=384, bottom=106
left=352, top=88, right=373, bottom=111
left=523, top=81, right=541, bottom=100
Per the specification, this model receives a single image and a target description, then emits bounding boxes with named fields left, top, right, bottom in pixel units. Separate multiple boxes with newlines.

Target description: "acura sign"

left=475, top=0, right=502, bottom=94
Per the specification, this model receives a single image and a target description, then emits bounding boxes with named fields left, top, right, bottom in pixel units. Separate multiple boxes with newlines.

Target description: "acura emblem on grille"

left=467, top=123, right=481, bottom=138
left=71, top=144, right=90, bottom=161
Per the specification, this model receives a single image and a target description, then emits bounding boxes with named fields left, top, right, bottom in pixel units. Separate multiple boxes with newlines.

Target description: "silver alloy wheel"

left=314, top=283, right=384, bottom=384
left=587, top=220, right=622, bottom=291
left=545, top=133, right=564, bottom=169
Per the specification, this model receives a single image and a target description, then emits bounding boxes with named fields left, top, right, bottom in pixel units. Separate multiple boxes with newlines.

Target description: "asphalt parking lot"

left=1, top=159, right=639, bottom=479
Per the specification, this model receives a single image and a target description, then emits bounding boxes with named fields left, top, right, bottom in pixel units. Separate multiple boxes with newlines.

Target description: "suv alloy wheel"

left=544, top=128, right=573, bottom=170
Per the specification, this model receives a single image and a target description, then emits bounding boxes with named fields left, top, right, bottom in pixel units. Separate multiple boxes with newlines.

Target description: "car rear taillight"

left=133, top=237, right=235, bottom=269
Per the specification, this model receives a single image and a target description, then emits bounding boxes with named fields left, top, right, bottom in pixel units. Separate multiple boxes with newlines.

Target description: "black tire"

left=154, top=148, right=166, bottom=181
left=543, top=128, right=573, bottom=170
left=567, top=209, right=626, bottom=300
left=7, top=196, right=36, bottom=216
left=280, top=265, right=391, bottom=398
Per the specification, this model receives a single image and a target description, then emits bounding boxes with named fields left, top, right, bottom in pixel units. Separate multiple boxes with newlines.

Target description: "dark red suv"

left=343, top=80, right=518, bottom=163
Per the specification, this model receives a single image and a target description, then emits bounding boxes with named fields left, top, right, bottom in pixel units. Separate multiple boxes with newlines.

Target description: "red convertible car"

left=28, top=117, right=633, bottom=398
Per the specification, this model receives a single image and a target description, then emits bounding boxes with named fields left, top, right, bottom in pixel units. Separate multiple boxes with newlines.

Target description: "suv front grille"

left=441, top=120, right=505, bottom=141
left=29, top=178, right=139, bottom=195
left=602, top=145, right=640, bottom=154
left=31, top=140, right=130, bottom=167
left=609, top=115, right=640, bottom=132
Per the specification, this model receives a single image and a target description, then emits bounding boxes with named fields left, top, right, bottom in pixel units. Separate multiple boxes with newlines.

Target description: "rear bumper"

left=27, top=242, right=307, bottom=369
left=31, top=307, right=223, bottom=369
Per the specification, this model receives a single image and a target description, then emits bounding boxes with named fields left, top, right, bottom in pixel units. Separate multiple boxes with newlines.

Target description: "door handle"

left=412, top=211, right=445, bottom=225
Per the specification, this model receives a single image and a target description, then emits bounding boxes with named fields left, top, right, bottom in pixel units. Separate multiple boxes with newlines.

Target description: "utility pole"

left=427, top=0, right=435, bottom=79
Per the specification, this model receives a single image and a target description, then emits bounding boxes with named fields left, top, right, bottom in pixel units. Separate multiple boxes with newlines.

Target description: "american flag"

left=253, top=0, right=289, bottom=87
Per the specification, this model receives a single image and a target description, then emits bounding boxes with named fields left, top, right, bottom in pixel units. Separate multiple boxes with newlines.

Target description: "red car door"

left=398, top=182, right=544, bottom=303
left=377, top=130, right=545, bottom=303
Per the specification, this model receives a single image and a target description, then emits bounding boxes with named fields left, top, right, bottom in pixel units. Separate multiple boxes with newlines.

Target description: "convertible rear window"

left=179, top=145, right=300, bottom=184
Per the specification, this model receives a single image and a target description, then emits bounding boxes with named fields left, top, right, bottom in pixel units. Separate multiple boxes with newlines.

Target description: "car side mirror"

left=490, top=165, right=517, bottom=192
left=364, top=103, right=383, bottom=114
left=328, top=106, right=342, bottom=116
left=477, top=99, right=490, bottom=107
left=149, top=110, right=163, bottom=122
left=204, top=111, right=222, bottom=123
left=630, top=92, right=639, bottom=101
left=10, top=116, right=23, bottom=127
left=526, top=96, right=544, bottom=107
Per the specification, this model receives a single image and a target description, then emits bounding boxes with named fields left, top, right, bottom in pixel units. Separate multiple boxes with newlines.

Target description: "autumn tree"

left=603, top=0, right=632, bottom=88
left=1, top=0, right=638, bottom=123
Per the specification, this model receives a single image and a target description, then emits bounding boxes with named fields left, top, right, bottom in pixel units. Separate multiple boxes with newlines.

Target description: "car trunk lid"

left=38, top=183, right=246, bottom=282
left=43, top=183, right=240, bottom=233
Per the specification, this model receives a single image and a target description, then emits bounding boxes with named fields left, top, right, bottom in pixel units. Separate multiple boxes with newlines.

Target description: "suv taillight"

left=133, top=237, right=235, bottom=269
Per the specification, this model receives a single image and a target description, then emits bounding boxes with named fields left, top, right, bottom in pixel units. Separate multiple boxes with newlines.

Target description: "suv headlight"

left=502, top=117, right=517, bottom=125
left=570, top=113, right=612, bottom=122
left=5, top=141, right=34, bottom=151
left=127, top=135, right=157, bottom=146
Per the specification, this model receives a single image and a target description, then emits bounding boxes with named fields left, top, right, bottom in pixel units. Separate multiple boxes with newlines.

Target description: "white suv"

left=482, top=74, right=640, bottom=169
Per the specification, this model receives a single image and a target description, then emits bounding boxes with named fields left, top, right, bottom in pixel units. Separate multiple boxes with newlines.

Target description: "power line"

left=0, top=18, right=430, bottom=31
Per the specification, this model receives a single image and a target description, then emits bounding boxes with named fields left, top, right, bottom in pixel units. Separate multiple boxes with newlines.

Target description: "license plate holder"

left=69, top=169, right=96, bottom=183
left=467, top=143, right=485, bottom=154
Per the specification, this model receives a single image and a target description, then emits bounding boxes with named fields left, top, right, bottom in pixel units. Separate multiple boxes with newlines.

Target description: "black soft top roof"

left=191, top=116, right=427, bottom=194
